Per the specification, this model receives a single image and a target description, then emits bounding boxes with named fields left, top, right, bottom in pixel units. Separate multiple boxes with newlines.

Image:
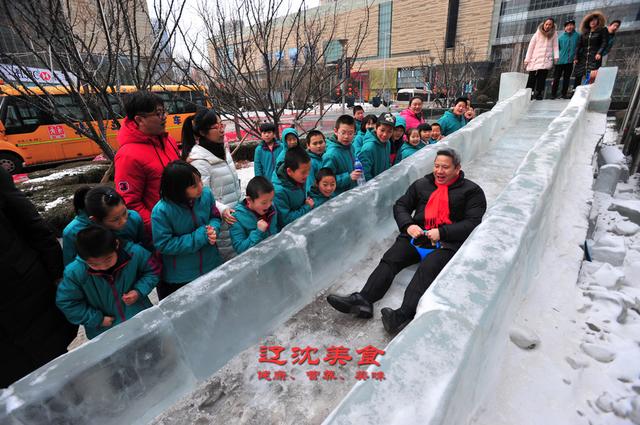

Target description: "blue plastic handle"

left=410, top=237, right=440, bottom=260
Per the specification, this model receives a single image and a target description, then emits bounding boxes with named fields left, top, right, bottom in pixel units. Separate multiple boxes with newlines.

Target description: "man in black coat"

left=327, top=148, right=487, bottom=332
left=0, top=168, right=77, bottom=387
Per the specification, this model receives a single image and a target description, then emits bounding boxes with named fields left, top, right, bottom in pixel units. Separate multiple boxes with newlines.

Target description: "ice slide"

left=0, top=70, right=617, bottom=425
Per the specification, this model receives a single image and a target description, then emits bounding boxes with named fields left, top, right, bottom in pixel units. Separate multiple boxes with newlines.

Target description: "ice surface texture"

left=0, top=81, right=538, bottom=425
left=325, top=71, right=617, bottom=425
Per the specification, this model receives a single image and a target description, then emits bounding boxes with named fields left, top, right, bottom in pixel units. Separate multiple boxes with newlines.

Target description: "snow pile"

left=44, top=196, right=72, bottom=211
left=26, top=164, right=99, bottom=184
left=577, top=173, right=640, bottom=424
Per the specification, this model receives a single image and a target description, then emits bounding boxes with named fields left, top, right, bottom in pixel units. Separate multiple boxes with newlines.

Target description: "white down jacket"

left=188, top=144, right=242, bottom=261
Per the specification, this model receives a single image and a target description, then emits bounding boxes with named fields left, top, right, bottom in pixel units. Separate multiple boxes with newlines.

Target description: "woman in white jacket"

left=524, top=17, right=559, bottom=100
left=182, top=108, right=242, bottom=261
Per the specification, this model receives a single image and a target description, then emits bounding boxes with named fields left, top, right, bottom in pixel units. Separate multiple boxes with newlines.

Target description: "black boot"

left=380, top=308, right=412, bottom=333
left=327, top=293, right=373, bottom=318
left=534, top=92, right=543, bottom=100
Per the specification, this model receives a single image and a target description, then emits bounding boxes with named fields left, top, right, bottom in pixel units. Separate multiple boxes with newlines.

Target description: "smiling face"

left=452, top=101, right=467, bottom=116
left=376, top=124, right=394, bottom=143
left=308, top=134, right=326, bottom=156
left=318, top=175, right=337, bottom=197
left=419, top=129, right=432, bottom=141
left=543, top=19, right=554, bottom=32
left=287, top=161, right=311, bottom=185
left=565, top=22, right=575, bottom=33
left=247, top=191, right=274, bottom=216
left=409, top=98, right=423, bottom=114
left=408, top=131, right=421, bottom=146
left=365, top=119, right=377, bottom=130
left=185, top=174, right=203, bottom=199
left=431, top=125, right=442, bottom=140
left=95, top=202, right=129, bottom=232
left=433, top=154, right=460, bottom=185
left=609, top=22, right=620, bottom=33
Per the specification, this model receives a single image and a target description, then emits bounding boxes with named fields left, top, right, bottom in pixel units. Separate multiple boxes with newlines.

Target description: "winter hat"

left=394, top=115, right=406, bottom=130
left=564, top=19, right=575, bottom=27
left=377, top=112, right=396, bottom=127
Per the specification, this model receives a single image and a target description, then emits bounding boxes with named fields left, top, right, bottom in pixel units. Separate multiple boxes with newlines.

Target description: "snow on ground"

left=26, top=164, right=101, bottom=184
left=473, top=117, right=640, bottom=425
left=44, top=196, right=72, bottom=211
left=236, top=162, right=255, bottom=196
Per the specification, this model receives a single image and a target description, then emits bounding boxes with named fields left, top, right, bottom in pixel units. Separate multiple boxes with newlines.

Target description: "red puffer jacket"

left=114, top=118, right=180, bottom=237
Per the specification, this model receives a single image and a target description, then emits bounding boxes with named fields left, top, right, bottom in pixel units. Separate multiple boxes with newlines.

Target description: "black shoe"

left=327, top=293, right=373, bottom=319
left=380, top=308, right=412, bottom=333
left=562, top=94, right=571, bottom=99
left=535, top=93, right=543, bottom=100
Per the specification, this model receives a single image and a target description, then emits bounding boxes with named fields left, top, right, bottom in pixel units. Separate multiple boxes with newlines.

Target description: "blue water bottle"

left=354, top=158, right=366, bottom=186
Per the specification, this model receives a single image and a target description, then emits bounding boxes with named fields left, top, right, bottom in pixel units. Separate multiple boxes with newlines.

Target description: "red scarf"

left=424, top=174, right=459, bottom=230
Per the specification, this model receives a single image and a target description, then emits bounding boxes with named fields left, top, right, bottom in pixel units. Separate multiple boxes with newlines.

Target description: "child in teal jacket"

left=254, top=122, right=283, bottom=182
left=309, top=167, right=337, bottom=208
left=230, top=176, right=278, bottom=254
left=395, top=128, right=425, bottom=164
left=63, top=186, right=145, bottom=266
left=273, top=147, right=313, bottom=230
left=322, top=115, right=361, bottom=195
left=273, top=127, right=301, bottom=179
left=56, top=226, right=159, bottom=340
left=437, top=98, right=468, bottom=136
left=360, top=113, right=395, bottom=181
left=352, top=114, right=377, bottom=156
left=151, top=161, right=222, bottom=300
left=305, top=129, right=326, bottom=192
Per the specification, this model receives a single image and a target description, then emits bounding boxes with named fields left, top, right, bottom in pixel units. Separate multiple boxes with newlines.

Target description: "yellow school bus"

left=0, top=85, right=207, bottom=173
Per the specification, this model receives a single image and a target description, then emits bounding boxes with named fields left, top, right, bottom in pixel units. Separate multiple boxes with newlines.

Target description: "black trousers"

left=551, top=63, right=573, bottom=97
left=359, top=236, right=455, bottom=317
left=526, top=69, right=549, bottom=97
left=156, top=281, right=188, bottom=300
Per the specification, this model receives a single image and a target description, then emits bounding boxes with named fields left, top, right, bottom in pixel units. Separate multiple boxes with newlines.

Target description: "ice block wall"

left=0, top=87, right=531, bottom=425
left=324, top=72, right=617, bottom=425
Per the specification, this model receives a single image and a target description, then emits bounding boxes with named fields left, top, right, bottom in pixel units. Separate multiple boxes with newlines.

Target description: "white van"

left=393, top=88, right=430, bottom=111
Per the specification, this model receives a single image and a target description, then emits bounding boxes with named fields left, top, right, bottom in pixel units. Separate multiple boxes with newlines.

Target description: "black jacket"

left=393, top=171, right=487, bottom=251
left=1, top=168, right=77, bottom=387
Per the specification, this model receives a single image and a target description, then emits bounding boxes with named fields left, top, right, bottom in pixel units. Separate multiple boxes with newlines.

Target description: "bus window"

left=3, top=97, right=46, bottom=135
left=155, top=92, right=178, bottom=115
left=52, top=95, right=86, bottom=123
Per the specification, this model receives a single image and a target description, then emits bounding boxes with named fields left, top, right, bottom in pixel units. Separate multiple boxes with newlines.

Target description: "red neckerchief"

left=424, top=174, right=459, bottom=230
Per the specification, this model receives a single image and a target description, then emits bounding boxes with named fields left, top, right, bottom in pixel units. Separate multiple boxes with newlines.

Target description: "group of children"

left=55, top=104, right=445, bottom=341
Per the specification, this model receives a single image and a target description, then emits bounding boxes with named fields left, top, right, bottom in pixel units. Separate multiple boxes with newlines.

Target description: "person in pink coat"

left=400, top=96, right=425, bottom=130
left=524, top=17, right=559, bottom=100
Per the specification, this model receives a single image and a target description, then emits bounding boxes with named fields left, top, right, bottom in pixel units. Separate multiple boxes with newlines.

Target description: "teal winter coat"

left=56, top=241, right=159, bottom=340
left=437, top=110, right=467, bottom=137
left=359, top=130, right=391, bottom=181
left=62, top=210, right=145, bottom=266
left=151, top=187, right=222, bottom=284
left=309, top=185, right=336, bottom=208
left=272, top=128, right=300, bottom=179
left=558, top=31, right=580, bottom=64
left=322, top=136, right=356, bottom=195
left=229, top=200, right=278, bottom=254
left=352, top=128, right=373, bottom=157
left=306, top=150, right=324, bottom=193
left=272, top=164, right=311, bottom=230
left=395, top=142, right=424, bottom=164
left=254, top=140, right=283, bottom=182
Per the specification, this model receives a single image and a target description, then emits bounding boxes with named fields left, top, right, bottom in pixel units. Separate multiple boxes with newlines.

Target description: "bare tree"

left=174, top=0, right=370, bottom=140
left=427, top=39, right=478, bottom=107
left=0, top=0, right=186, bottom=168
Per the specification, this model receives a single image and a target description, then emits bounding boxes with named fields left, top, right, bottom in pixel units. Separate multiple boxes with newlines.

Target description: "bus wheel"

left=0, top=152, right=24, bottom=174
